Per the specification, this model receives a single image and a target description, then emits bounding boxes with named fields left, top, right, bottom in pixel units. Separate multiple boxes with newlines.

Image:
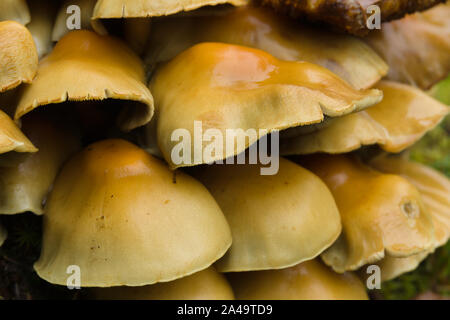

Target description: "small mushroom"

left=365, top=3, right=450, bottom=90
left=15, top=30, right=154, bottom=132
left=0, top=112, right=81, bottom=215
left=0, top=109, right=36, bottom=154
left=281, top=81, right=449, bottom=155
left=0, top=0, right=30, bottom=25
left=227, top=259, right=368, bottom=300
left=0, top=21, right=38, bottom=92
left=146, top=6, right=388, bottom=90
left=149, top=42, right=382, bottom=168
left=193, top=157, right=341, bottom=272
left=299, top=154, right=435, bottom=273
left=34, top=139, right=232, bottom=287
left=90, top=267, right=234, bottom=300
left=92, top=0, right=248, bottom=19
left=371, top=251, right=431, bottom=282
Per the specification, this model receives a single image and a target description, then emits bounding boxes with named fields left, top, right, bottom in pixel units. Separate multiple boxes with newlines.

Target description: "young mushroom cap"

left=92, top=0, right=248, bottom=18
left=370, top=156, right=450, bottom=248
left=150, top=42, right=382, bottom=169
left=146, top=6, right=388, bottom=90
left=34, top=139, right=232, bottom=287
left=90, top=267, right=235, bottom=300
left=193, top=157, right=341, bottom=272
left=0, top=0, right=30, bottom=25
left=15, top=30, right=154, bottom=132
left=299, top=154, right=435, bottom=273
left=371, top=251, right=431, bottom=282
left=0, top=109, right=37, bottom=154
left=227, top=259, right=368, bottom=300
left=365, top=3, right=450, bottom=90
left=281, top=81, right=449, bottom=155
left=0, top=21, right=38, bottom=92
left=0, top=112, right=81, bottom=215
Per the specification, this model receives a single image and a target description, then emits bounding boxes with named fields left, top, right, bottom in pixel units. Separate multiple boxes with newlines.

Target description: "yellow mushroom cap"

left=146, top=6, right=388, bottom=90
left=228, top=259, right=368, bottom=300
left=281, top=81, right=449, bottom=155
left=150, top=42, right=382, bottom=169
left=93, top=0, right=248, bottom=18
left=370, top=156, right=450, bottom=248
left=15, top=30, right=154, bottom=132
left=0, top=112, right=81, bottom=215
left=299, top=154, right=435, bottom=273
left=0, top=21, right=38, bottom=93
left=372, top=251, right=431, bottom=282
left=365, top=3, right=450, bottom=90
left=0, top=109, right=36, bottom=154
left=34, top=139, right=232, bottom=287
left=0, top=0, right=30, bottom=25
left=193, top=157, right=341, bottom=272
left=91, top=267, right=235, bottom=300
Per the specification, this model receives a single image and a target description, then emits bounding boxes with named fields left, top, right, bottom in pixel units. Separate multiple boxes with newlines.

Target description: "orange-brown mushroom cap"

left=0, top=112, right=81, bottom=215
left=0, top=21, right=38, bottom=93
left=365, top=3, right=450, bottom=90
left=146, top=6, right=388, bottom=90
left=228, top=259, right=368, bottom=300
left=0, top=109, right=36, bottom=154
left=193, top=158, right=341, bottom=272
left=150, top=42, right=382, bottom=168
left=91, top=267, right=235, bottom=300
left=281, top=81, right=449, bottom=155
left=15, top=30, right=154, bottom=132
left=299, top=154, right=435, bottom=273
left=34, top=139, right=232, bottom=287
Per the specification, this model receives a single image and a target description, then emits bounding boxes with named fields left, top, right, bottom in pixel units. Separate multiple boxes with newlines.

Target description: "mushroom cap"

left=0, top=0, right=30, bottom=25
left=0, top=109, right=36, bottom=154
left=90, top=267, right=235, bottom=300
left=15, top=30, right=154, bottom=132
left=281, top=81, right=449, bottom=155
left=299, top=155, right=435, bottom=273
left=34, top=139, right=232, bottom=287
left=52, top=0, right=96, bottom=42
left=228, top=259, right=368, bottom=300
left=0, top=223, right=6, bottom=247
left=373, top=251, right=431, bottom=282
left=370, top=156, right=450, bottom=248
left=0, top=112, right=81, bottom=215
left=146, top=6, right=388, bottom=90
left=365, top=3, right=450, bottom=90
left=193, top=157, right=341, bottom=272
left=92, top=0, right=248, bottom=18
left=150, top=42, right=382, bottom=168
left=0, top=21, right=38, bottom=92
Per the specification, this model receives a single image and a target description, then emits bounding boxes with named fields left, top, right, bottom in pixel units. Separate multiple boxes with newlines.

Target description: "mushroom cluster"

left=0, top=0, right=449, bottom=300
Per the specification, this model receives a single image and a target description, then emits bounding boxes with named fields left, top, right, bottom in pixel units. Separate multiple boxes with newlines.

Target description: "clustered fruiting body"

left=0, top=0, right=449, bottom=300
